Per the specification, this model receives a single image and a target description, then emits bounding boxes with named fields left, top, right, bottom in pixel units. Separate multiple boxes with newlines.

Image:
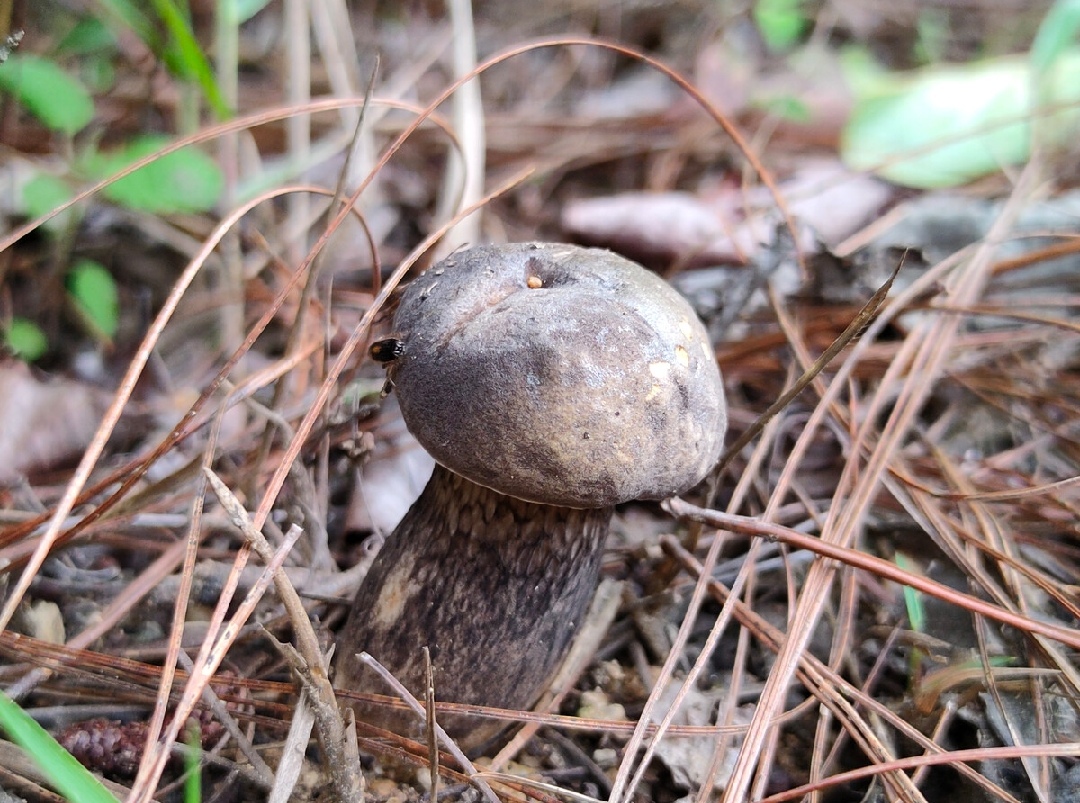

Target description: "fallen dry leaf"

left=0, top=361, right=110, bottom=481
left=562, top=160, right=892, bottom=268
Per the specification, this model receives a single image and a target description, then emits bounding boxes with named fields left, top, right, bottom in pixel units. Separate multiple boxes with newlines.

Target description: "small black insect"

left=370, top=338, right=405, bottom=363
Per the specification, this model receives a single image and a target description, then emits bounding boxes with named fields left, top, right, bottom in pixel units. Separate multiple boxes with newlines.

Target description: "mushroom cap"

left=389, top=242, right=727, bottom=508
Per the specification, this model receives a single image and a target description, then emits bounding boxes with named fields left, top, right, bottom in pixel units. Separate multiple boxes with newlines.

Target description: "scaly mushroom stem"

left=337, top=464, right=612, bottom=749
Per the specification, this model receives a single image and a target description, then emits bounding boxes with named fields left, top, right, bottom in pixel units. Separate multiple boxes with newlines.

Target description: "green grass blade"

left=95, top=0, right=161, bottom=52
left=150, top=0, right=232, bottom=119
left=183, top=723, right=202, bottom=803
left=0, top=690, right=121, bottom=803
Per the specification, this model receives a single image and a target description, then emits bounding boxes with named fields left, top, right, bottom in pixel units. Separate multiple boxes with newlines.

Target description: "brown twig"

left=204, top=468, right=365, bottom=802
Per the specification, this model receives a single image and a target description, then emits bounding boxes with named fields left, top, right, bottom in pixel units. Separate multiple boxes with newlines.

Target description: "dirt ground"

left=1, top=1, right=1078, bottom=802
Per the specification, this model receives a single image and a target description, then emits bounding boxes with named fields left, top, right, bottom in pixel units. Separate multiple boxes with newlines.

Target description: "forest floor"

left=1, top=2, right=1078, bottom=802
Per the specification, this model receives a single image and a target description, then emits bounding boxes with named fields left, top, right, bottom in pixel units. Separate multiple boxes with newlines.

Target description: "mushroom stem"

left=337, top=464, right=612, bottom=748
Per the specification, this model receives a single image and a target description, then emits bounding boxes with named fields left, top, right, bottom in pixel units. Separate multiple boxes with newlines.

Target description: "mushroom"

left=336, top=242, right=726, bottom=748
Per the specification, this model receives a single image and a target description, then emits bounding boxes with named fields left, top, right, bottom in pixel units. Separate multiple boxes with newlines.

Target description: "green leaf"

left=1031, top=0, right=1080, bottom=74
left=4, top=319, right=48, bottom=362
left=22, top=173, right=77, bottom=232
left=753, top=0, right=808, bottom=52
left=0, top=690, right=120, bottom=802
left=755, top=95, right=812, bottom=123
left=57, top=17, right=117, bottom=55
left=67, top=259, right=119, bottom=340
left=838, top=46, right=894, bottom=98
left=841, top=53, right=1080, bottom=188
left=85, top=135, right=223, bottom=213
left=0, top=54, right=95, bottom=134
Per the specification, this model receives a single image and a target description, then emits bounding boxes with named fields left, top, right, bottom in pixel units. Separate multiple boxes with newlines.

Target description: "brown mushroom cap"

left=390, top=242, right=726, bottom=508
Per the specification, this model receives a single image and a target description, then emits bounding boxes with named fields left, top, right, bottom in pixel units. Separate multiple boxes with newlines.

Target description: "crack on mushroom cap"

left=390, top=243, right=726, bottom=508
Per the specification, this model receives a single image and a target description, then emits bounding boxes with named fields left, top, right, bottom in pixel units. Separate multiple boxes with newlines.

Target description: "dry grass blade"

left=284, top=0, right=312, bottom=266
left=268, top=687, right=315, bottom=803
left=204, top=468, right=364, bottom=801
left=928, top=474, right=1080, bottom=503
left=126, top=171, right=531, bottom=801
left=664, top=498, right=1080, bottom=650
left=490, top=578, right=624, bottom=771
left=714, top=256, right=904, bottom=476
left=357, top=653, right=499, bottom=803
left=659, top=537, right=1025, bottom=803
left=7, top=9, right=1078, bottom=802
left=436, top=0, right=484, bottom=254
left=471, top=772, right=603, bottom=803
left=423, top=648, right=439, bottom=802
left=131, top=522, right=304, bottom=800
left=719, top=163, right=1049, bottom=803
left=0, top=182, right=301, bottom=635
left=759, top=743, right=1080, bottom=803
